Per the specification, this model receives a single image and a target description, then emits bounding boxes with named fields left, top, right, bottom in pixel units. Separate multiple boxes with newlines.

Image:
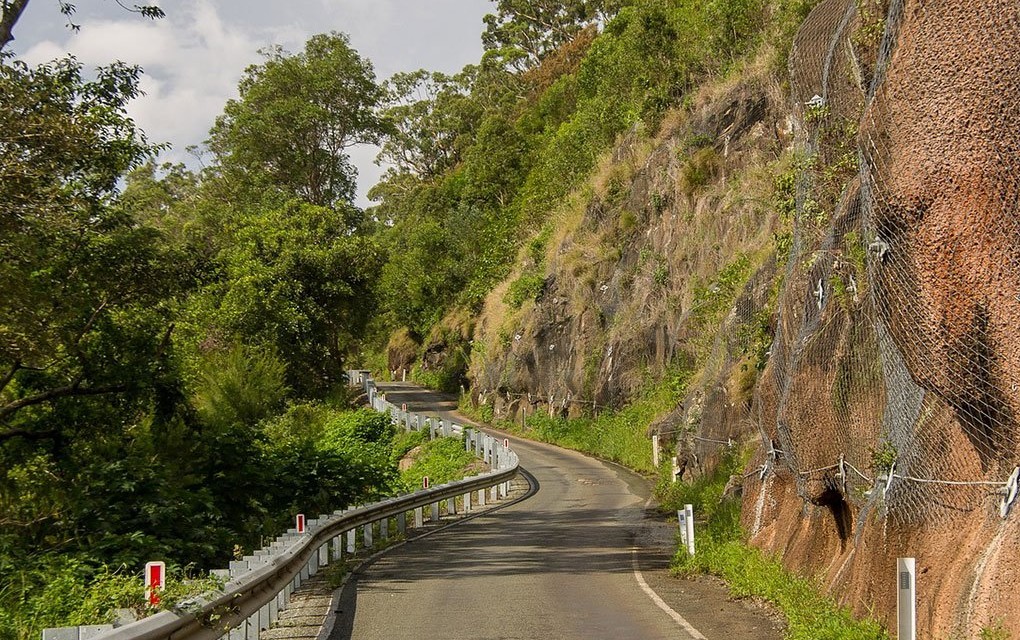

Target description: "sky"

left=8, top=0, right=492, bottom=207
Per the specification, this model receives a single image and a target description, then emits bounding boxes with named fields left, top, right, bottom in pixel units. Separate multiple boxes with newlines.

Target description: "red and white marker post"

left=422, top=476, right=429, bottom=489
left=145, top=561, right=165, bottom=606
left=296, top=513, right=306, bottom=533
left=503, top=438, right=510, bottom=449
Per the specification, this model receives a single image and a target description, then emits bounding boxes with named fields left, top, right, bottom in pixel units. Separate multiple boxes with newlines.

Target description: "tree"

left=186, top=200, right=385, bottom=398
left=481, top=0, right=616, bottom=70
left=377, top=67, right=482, bottom=181
left=1, top=0, right=164, bottom=53
left=208, top=32, right=387, bottom=210
left=0, top=56, right=178, bottom=441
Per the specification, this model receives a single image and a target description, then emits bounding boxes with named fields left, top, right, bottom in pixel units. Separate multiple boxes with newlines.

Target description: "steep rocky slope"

left=467, top=0, right=1020, bottom=635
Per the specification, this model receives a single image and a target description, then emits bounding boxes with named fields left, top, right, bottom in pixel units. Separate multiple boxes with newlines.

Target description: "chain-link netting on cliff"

left=746, top=0, right=1020, bottom=531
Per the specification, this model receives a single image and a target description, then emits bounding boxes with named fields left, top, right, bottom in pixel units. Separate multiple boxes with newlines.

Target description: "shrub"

left=398, top=437, right=477, bottom=491
left=504, top=271, right=546, bottom=308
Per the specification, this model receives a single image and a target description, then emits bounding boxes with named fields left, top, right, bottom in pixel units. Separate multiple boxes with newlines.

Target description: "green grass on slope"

left=663, top=449, right=888, bottom=640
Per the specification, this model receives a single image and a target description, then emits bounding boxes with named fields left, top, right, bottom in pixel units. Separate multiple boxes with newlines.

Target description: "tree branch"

left=0, top=0, right=31, bottom=52
left=0, top=361, right=20, bottom=395
left=0, top=427, right=60, bottom=443
left=0, top=381, right=128, bottom=424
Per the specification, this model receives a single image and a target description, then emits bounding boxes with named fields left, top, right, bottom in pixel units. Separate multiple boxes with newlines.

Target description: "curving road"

left=327, top=383, right=782, bottom=640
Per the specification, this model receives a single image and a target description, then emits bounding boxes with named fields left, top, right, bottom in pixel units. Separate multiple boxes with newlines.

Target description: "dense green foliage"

left=208, top=32, right=387, bottom=209
left=0, top=25, right=389, bottom=640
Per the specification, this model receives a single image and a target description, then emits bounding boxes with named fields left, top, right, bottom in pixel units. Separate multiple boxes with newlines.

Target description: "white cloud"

left=11, top=0, right=491, bottom=207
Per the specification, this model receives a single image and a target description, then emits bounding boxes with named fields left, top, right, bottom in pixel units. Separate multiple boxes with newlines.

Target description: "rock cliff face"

left=468, top=0, right=1020, bottom=634
left=748, top=0, right=1020, bottom=635
left=470, top=64, right=788, bottom=424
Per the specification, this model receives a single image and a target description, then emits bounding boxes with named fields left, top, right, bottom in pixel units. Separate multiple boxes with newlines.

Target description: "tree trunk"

left=0, top=0, right=32, bottom=53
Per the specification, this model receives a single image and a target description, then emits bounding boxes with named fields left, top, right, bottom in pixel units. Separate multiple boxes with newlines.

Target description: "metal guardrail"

left=67, top=372, right=517, bottom=640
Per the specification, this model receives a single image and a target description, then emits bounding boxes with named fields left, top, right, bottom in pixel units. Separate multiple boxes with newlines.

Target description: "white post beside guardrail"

left=897, top=557, right=916, bottom=640
left=684, top=504, right=695, bottom=555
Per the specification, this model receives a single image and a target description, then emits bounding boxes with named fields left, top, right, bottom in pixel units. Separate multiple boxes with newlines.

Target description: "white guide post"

left=897, top=557, right=916, bottom=640
left=677, top=510, right=687, bottom=546
left=684, top=504, right=695, bottom=555
left=652, top=434, right=660, bottom=468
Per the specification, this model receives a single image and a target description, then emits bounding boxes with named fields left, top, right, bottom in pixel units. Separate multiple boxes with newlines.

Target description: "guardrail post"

left=490, top=485, right=498, bottom=502
left=244, top=614, right=258, bottom=640
left=466, top=429, right=473, bottom=452
left=380, top=518, right=389, bottom=541
left=398, top=511, right=407, bottom=534
left=268, top=590, right=279, bottom=625
left=346, top=528, right=356, bottom=554
left=415, top=506, right=423, bottom=527
left=500, top=481, right=507, bottom=498
left=318, top=542, right=329, bottom=566
left=447, top=496, right=456, bottom=515
left=332, top=535, right=342, bottom=561
left=463, top=491, right=471, bottom=512
left=258, top=604, right=269, bottom=635
left=479, top=487, right=486, bottom=506
left=275, top=588, right=286, bottom=621
left=228, top=559, right=249, bottom=578
left=364, top=522, right=373, bottom=548
left=431, top=501, right=440, bottom=522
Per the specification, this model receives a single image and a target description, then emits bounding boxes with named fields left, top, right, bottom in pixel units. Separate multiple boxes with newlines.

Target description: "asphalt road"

left=327, top=383, right=783, bottom=640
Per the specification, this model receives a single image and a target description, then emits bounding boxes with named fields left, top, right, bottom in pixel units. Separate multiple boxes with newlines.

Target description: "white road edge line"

left=631, top=549, right=709, bottom=640
left=631, top=495, right=708, bottom=640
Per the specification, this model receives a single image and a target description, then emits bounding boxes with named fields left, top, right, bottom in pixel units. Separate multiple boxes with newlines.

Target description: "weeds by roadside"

left=661, top=448, right=887, bottom=640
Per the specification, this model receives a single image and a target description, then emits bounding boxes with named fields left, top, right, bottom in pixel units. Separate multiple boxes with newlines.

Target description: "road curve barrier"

left=45, top=371, right=517, bottom=640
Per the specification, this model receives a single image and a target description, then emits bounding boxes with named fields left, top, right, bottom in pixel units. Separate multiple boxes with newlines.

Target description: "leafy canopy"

left=208, top=32, right=387, bottom=210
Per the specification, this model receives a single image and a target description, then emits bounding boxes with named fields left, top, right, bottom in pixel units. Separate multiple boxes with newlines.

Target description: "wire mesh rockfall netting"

left=749, top=0, right=1020, bottom=528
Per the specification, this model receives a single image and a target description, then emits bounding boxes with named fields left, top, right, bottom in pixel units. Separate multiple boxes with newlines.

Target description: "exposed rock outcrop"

left=468, top=0, right=1020, bottom=634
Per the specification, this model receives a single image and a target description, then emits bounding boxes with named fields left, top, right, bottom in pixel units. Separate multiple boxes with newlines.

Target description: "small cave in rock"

left=811, top=482, right=853, bottom=547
